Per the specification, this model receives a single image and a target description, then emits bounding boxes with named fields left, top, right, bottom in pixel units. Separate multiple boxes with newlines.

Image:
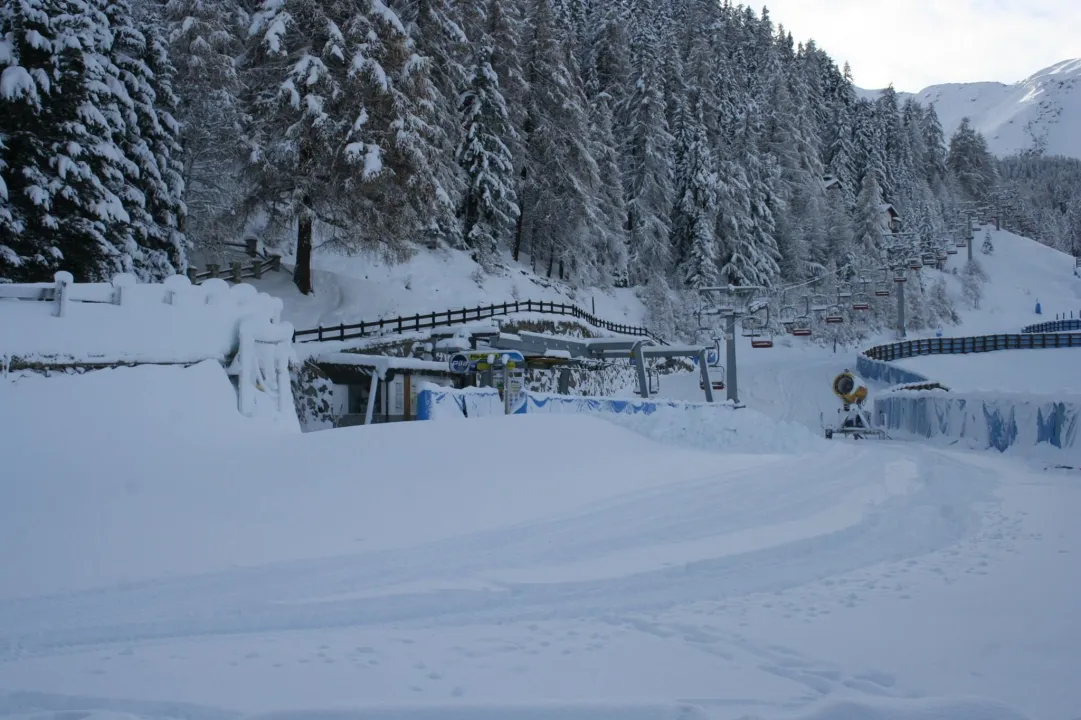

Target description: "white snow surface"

left=232, top=245, right=647, bottom=334
left=859, top=58, right=1081, bottom=158
left=3, top=346, right=1081, bottom=720
left=7, top=231, right=1081, bottom=719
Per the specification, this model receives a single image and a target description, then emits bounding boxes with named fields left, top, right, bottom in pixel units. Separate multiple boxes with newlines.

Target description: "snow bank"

left=602, top=403, right=824, bottom=455
left=0, top=275, right=284, bottom=365
left=780, top=695, right=1031, bottom=720
left=0, top=360, right=299, bottom=448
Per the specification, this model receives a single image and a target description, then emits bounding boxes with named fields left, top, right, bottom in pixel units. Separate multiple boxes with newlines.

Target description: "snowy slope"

left=230, top=246, right=648, bottom=333
left=859, top=58, right=1081, bottom=158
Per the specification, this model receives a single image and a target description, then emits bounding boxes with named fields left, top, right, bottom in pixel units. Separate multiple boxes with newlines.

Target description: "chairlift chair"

left=810, top=293, right=829, bottom=312
left=907, top=256, right=922, bottom=270
left=837, top=282, right=853, bottom=300
left=956, top=239, right=967, bottom=248
left=893, top=269, right=907, bottom=283
left=946, top=247, right=958, bottom=255
left=751, top=333, right=774, bottom=349
left=851, top=293, right=871, bottom=311
left=791, top=316, right=813, bottom=336
left=824, top=304, right=845, bottom=324
left=874, top=270, right=892, bottom=296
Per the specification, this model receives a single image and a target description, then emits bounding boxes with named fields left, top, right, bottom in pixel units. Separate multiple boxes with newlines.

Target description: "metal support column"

left=725, top=314, right=739, bottom=404
left=363, top=373, right=379, bottom=425
left=697, top=348, right=714, bottom=403
left=632, top=341, right=650, bottom=400
left=557, top=367, right=571, bottom=395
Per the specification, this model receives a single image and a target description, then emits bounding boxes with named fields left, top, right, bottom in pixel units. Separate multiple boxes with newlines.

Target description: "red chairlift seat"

left=751, top=337, right=774, bottom=348
left=791, top=327, right=813, bottom=337
left=852, top=301, right=870, bottom=311
left=947, top=248, right=958, bottom=255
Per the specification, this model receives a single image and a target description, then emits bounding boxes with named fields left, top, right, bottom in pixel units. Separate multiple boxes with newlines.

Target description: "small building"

left=314, top=353, right=466, bottom=426
left=880, top=203, right=901, bottom=233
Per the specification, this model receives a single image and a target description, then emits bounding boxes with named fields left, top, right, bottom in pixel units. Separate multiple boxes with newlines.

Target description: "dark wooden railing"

left=292, top=299, right=658, bottom=344
left=863, top=332, right=1081, bottom=362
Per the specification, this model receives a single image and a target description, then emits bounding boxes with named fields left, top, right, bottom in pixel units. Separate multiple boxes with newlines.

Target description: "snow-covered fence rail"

left=185, top=255, right=281, bottom=285
left=293, top=299, right=657, bottom=344
left=1021, top=319, right=1081, bottom=334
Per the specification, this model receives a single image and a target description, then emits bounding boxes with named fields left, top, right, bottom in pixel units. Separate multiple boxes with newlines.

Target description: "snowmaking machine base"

left=822, top=371, right=889, bottom=440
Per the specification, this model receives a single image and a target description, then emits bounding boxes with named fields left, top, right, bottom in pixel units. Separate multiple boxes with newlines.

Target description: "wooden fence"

left=186, top=255, right=281, bottom=284
left=293, top=299, right=657, bottom=344
left=1021, top=319, right=1081, bottom=334
left=863, top=333, right=1081, bottom=363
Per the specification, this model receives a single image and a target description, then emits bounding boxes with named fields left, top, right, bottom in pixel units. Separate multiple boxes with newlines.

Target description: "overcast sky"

left=761, top=0, right=1081, bottom=91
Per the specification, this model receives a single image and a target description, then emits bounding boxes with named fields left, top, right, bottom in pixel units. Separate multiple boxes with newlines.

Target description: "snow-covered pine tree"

left=103, top=0, right=188, bottom=279
left=671, top=100, right=719, bottom=290
left=982, top=228, right=994, bottom=255
left=0, top=0, right=67, bottom=281
left=242, top=0, right=439, bottom=294
left=588, top=89, right=629, bottom=286
left=399, top=0, right=468, bottom=249
left=962, top=257, right=985, bottom=309
left=853, top=170, right=888, bottom=259
left=517, top=0, right=602, bottom=282
left=620, top=0, right=675, bottom=285
left=457, top=42, right=518, bottom=269
left=719, top=112, right=781, bottom=287
left=162, top=0, right=248, bottom=254
left=948, top=117, right=997, bottom=202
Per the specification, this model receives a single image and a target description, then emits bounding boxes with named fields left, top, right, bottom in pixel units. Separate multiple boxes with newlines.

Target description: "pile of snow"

left=0, top=360, right=299, bottom=451
left=0, top=276, right=285, bottom=365
left=604, top=402, right=825, bottom=455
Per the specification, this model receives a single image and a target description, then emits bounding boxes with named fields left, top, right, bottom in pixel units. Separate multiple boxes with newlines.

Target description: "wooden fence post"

left=252, top=259, right=263, bottom=279
left=186, top=266, right=198, bottom=283
left=207, top=263, right=220, bottom=279
left=231, top=261, right=243, bottom=283
left=53, top=271, right=73, bottom=317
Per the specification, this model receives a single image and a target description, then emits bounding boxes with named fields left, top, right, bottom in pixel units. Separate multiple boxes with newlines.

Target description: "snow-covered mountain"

left=859, top=59, right=1081, bottom=159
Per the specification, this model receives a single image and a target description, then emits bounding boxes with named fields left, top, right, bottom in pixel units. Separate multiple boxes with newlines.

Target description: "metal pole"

left=896, top=274, right=907, bottom=339
left=364, top=374, right=379, bottom=425
left=968, top=230, right=974, bottom=262
left=725, top=314, right=738, bottom=404
left=633, top=341, right=650, bottom=400
left=698, top=348, right=714, bottom=403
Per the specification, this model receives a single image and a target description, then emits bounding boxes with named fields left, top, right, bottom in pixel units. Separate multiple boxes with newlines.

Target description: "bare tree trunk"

left=546, top=246, right=554, bottom=278
left=294, top=196, right=313, bottom=295
left=512, top=169, right=527, bottom=261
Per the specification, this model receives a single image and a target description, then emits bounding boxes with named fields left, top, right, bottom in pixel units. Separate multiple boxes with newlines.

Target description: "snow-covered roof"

left=314, top=352, right=452, bottom=378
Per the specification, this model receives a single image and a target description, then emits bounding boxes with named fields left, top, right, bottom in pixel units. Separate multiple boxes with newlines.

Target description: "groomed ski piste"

left=2, top=228, right=1081, bottom=720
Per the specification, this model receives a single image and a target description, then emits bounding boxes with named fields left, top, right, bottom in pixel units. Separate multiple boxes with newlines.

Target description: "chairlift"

left=851, top=293, right=871, bottom=311
left=893, top=269, right=907, bottom=283
left=874, top=270, right=892, bottom=296
left=751, top=333, right=774, bottom=349
left=907, top=256, right=922, bottom=270
left=791, top=316, right=813, bottom=336
left=836, top=282, right=853, bottom=300
left=810, top=293, right=829, bottom=312
left=946, top=247, right=958, bottom=255
left=824, top=304, right=845, bottom=324
left=921, top=251, right=936, bottom=264
left=956, top=239, right=967, bottom=248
